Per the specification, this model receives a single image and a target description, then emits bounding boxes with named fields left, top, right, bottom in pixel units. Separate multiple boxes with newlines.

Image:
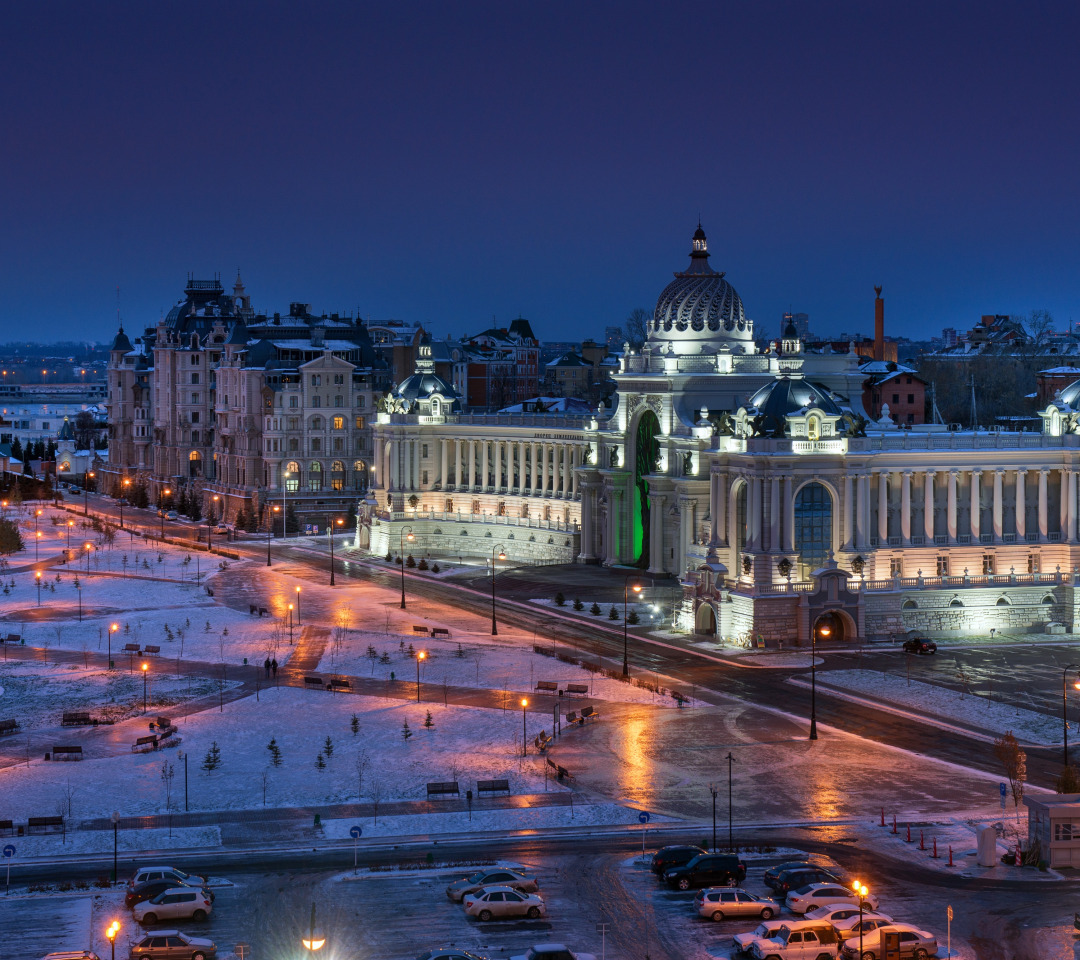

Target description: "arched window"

left=353, top=460, right=367, bottom=489
left=902, top=599, right=918, bottom=610
left=734, top=482, right=748, bottom=575
left=188, top=450, right=202, bottom=478
left=311, top=416, right=323, bottom=431
left=283, top=461, right=301, bottom=492
left=330, top=460, right=345, bottom=491
left=431, top=399, right=440, bottom=416
left=332, top=416, right=344, bottom=430
left=950, top=598, right=964, bottom=607
left=794, top=482, right=832, bottom=579
left=807, top=415, right=820, bottom=441
left=996, top=596, right=1011, bottom=606
left=308, top=461, right=323, bottom=491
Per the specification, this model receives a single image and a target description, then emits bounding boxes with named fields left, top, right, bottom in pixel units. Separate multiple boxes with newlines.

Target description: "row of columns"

left=439, top=438, right=585, bottom=498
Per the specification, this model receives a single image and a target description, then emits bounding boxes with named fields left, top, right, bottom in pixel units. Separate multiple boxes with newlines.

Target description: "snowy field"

left=808, top=669, right=1061, bottom=744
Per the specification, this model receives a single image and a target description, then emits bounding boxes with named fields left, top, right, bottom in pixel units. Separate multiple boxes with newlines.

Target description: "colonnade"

left=438, top=438, right=586, bottom=498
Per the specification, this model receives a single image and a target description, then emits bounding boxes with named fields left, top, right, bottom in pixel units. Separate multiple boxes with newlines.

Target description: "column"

left=1039, top=468, right=1049, bottom=540
left=843, top=474, right=854, bottom=551
left=1061, top=468, right=1071, bottom=541
left=679, top=497, right=695, bottom=570
left=923, top=471, right=935, bottom=542
left=440, top=439, right=448, bottom=490
left=709, top=472, right=720, bottom=546
left=769, top=477, right=780, bottom=553
left=605, top=486, right=617, bottom=564
left=970, top=469, right=981, bottom=541
left=901, top=471, right=912, bottom=543
left=530, top=442, right=539, bottom=492
left=480, top=440, right=488, bottom=490
left=541, top=444, right=550, bottom=494
left=716, top=472, right=728, bottom=547
left=515, top=441, right=523, bottom=490
left=947, top=471, right=958, bottom=542
left=468, top=440, right=476, bottom=490
left=1069, top=469, right=1077, bottom=542
left=648, top=494, right=667, bottom=574
left=748, top=477, right=761, bottom=551
left=855, top=474, right=867, bottom=551
left=877, top=472, right=888, bottom=543
left=993, top=469, right=1004, bottom=541
left=783, top=475, right=794, bottom=552
left=572, top=446, right=581, bottom=498
left=578, top=482, right=595, bottom=560
left=1016, top=469, right=1026, bottom=540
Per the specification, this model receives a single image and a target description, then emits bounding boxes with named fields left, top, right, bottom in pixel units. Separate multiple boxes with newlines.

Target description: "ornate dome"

left=748, top=377, right=843, bottom=419
left=648, top=224, right=753, bottom=354
left=1057, top=378, right=1080, bottom=409
left=396, top=372, right=460, bottom=402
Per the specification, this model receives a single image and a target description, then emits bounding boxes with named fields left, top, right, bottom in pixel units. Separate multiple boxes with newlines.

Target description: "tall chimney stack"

left=873, top=285, right=884, bottom=362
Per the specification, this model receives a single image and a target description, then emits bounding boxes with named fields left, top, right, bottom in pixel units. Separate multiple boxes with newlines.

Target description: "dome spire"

left=691, top=222, right=709, bottom=259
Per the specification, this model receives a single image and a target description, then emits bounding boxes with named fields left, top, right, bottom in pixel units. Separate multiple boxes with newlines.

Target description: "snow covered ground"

left=807, top=669, right=1061, bottom=744
left=4, top=825, right=222, bottom=857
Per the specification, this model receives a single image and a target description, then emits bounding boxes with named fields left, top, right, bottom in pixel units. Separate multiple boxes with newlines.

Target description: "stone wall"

left=369, top=519, right=578, bottom=564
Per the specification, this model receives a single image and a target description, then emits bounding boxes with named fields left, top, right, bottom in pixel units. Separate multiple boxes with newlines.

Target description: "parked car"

left=463, top=886, right=546, bottom=921
left=840, top=924, right=937, bottom=960
left=445, top=868, right=539, bottom=901
left=132, top=888, right=213, bottom=925
left=651, top=844, right=707, bottom=876
left=695, top=887, right=779, bottom=921
left=509, top=946, right=595, bottom=960
left=787, top=882, right=879, bottom=915
left=166, top=511, right=179, bottom=520
left=733, top=920, right=787, bottom=955
left=902, top=637, right=937, bottom=655
left=664, top=852, right=746, bottom=890
left=805, top=904, right=892, bottom=935
left=126, top=880, right=186, bottom=909
left=129, top=931, right=216, bottom=960
left=763, top=861, right=823, bottom=889
left=116, top=498, right=130, bottom=506
left=837, top=916, right=896, bottom=941
left=127, top=867, right=207, bottom=890
left=748, top=921, right=842, bottom=959
left=771, top=866, right=843, bottom=896
left=42, top=953, right=101, bottom=960
left=414, top=951, right=488, bottom=960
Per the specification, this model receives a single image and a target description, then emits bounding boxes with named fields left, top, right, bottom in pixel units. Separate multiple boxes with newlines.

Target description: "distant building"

left=782, top=312, right=810, bottom=340
left=1038, top=367, right=1080, bottom=406
left=860, top=361, right=928, bottom=424
left=460, top=318, right=540, bottom=410
left=0, top=383, right=107, bottom=448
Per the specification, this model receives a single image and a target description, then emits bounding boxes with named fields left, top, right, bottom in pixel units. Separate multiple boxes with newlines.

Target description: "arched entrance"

left=813, top=610, right=850, bottom=644
left=695, top=602, right=716, bottom=636
left=632, top=410, right=661, bottom=565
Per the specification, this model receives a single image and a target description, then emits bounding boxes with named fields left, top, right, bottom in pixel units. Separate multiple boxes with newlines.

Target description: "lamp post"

left=159, top=487, right=170, bottom=538
left=416, top=650, right=426, bottom=702
left=301, top=901, right=326, bottom=953
left=329, top=516, right=344, bottom=586
left=708, top=782, right=718, bottom=851
left=141, top=662, right=149, bottom=713
left=119, top=479, right=130, bottom=528
left=111, top=810, right=119, bottom=882
left=399, top=527, right=414, bottom=609
left=105, top=920, right=120, bottom=960
left=288, top=604, right=294, bottom=643
left=490, top=544, right=507, bottom=635
left=726, top=751, right=735, bottom=850
left=810, top=620, right=831, bottom=741
left=84, top=471, right=94, bottom=515
left=207, top=494, right=220, bottom=548
left=85, top=542, right=92, bottom=572
left=1063, top=664, right=1080, bottom=766
left=852, top=881, right=869, bottom=958
left=109, top=622, right=118, bottom=669
left=1, top=499, right=6, bottom=520
left=521, top=698, right=529, bottom=756
left=295, top=586, right=301, bottom=625
left=77, top=578, right=82, bottom=622
left=623, top=574, right=643, bottom=676
left=267, top=505, right=279, bottom=566
left=282, top=469, right=290, bottom=539
left=66, top=519, right=73, bottom=553
left=35, top=571, right=41, bottom=606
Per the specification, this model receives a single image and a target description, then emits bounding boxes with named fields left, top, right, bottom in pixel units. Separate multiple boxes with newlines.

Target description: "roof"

left=748, top=376, right=843, bottom=419
left=111, top=327, right=133, bottom=352
left=547, top=353, right=591, bottom=368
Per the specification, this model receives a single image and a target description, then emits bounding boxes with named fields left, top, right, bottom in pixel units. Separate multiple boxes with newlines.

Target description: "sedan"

left=733, top=920, right=787, bottom=956
left=414, top=951, right=488, bottom=960
left=787, top=882, right=879, bottom=915
left=902, top=637, right=937, bottom=655
left=509, top=946, right=595, bottom=960
left=133, top=888, right=213, bottom=925
left=771, top=866, right=843, bottom=895
left=763, top=860, right=821, bottom=889
left=695, top=887, right=779, bottom=922
left=129, top=931, right=216, bottom=960
left=125, top=879, right=186, bottom=909
left=841, top=924, right=937, bottom=960
left=463, top=886, right=546, bottom=921
left=446, top=868, right=539, bottom=902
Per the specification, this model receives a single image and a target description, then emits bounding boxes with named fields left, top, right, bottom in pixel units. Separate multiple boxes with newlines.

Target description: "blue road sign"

left=638, top=811, right=650, bottom=824
left=2, top=845, right=14, bottom=858
left=999, top=782, right=1007, bottom=797
left=349, top=825, right=363, bottom=839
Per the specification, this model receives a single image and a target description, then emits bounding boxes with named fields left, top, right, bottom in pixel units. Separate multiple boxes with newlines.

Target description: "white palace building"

left=363, top=226, right=1080, bottom=644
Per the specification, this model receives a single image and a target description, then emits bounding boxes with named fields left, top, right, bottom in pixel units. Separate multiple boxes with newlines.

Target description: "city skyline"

left=4, top=2, right=1080, bottom=342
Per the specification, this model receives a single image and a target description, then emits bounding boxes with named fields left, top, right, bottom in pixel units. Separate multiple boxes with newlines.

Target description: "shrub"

left=608, top=606, right=619, bottom=620
left=431, top=563, right=440, bottom=573
left=418, top=557, right=429, bottom=570
left=590, top=602, right=601, bottom=616
left=554, top=592, right=565, bottom=606
left=573, top=598, right=584, bottom=611
left=627, top=610, right=640, bottom=625
left=406, top=555, right=416, bottom=568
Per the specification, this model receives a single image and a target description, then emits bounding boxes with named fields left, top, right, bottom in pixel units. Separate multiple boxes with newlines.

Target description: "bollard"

left=948, top=845, right=953, bottom=867
left=920, top=830, right=925, bottom=851
left=906, top=824, right=911, bottom=843
left=880, top=807, right=885, bottom=828
left=892, top=813, right=897, bottom=834
left=932, top=837, right=938, bottom=858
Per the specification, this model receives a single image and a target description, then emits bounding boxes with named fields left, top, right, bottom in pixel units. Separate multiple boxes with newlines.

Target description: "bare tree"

left=993, top=731, right=1027, bottom=827
left=160, top=759, right=176, bottom=811
left=624, top=307, right=650, bottom=351
left=369, top=776, right=382, bottom=824
left=261, top=768, right=270, bottom=807
left=56, top=780, right=76, bottom=818
left=355, top=749, right=370, bottom=800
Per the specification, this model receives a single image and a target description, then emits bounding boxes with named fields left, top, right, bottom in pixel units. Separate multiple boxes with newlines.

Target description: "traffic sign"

left=2, top=845, right=14, bottom=858
left=638, top=811, right=650, bottom=824
left=349, top=825, right=363, bottom=839
left=999, top=782, right=1007, bottom=797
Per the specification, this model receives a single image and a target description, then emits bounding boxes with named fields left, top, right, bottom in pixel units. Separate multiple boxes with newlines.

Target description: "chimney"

left=873, top=285, right=884, bottom=362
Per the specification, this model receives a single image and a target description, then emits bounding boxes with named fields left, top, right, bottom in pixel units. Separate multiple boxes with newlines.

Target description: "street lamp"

left=399, top=527, right=414, bottom=609
left=623, top=575, right=643, bottom=676
left=288, top=604, right=294, bottom=643
left=35, top=570, right=41, bottom=606
left=109, top=622, right=118, bottom=669
left=35, top=529, right=41, bottom=563
left=84, top=542, right=92, bottom=572
left=66, top=519, right=73, bottom=553
left=521, top=697, right=529, bottom=756
left=159, top=488, right=170, bottom=538
left=111, top=810, right=120, bottom=881
left=105, top=920, right=120, bottom=960
left=1063, top=664, right=1080, bottom=766
left=416, top=650, right=426, bottom=702
left=811, top=619, right=831, bottom=741
left=301, top=901, right=325, bottom=953
left=119, top=479, right=130, bottom=528
left=490, top=544, right=507, bottom=635
left=178, top=749, right=189, bottom=811
left=852, top=881, right=870, bottom=958
left=207, top=494, right=220, bottom=548
left=295, top=586, right=302, bottom=625
left=708, top=782, right=718, bottom=851
left=328, top=516, right=344, bottom=586
left=725, top=751, right=735, bottom=850
left=84, top=471, right=94, bottom=515
left=267, top=505, right=280, bottom=566
left=141, top=662, right=149, bottom=713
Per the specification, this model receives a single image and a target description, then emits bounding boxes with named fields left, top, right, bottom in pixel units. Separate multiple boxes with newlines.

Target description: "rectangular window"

left=472, top=500, right=480, bottom=514
left=1028, top=553, right=1041, bottom=574
left=332, top=416, right=344, bottom=430
left=191, top=430, right=200, bottom=442
left=313, top=395, right=322, bottom=408
left=422, top=470, right=428, bottom=484
left=288, top=417, right=299, bottom=430
left=289, top=438, right=299, bottom=451
left=191, top=393, right=200, bottom=404
left=333, top=374, right=344, bottom=384
left=1055, top=822, right=1074, bottom=841
left=311, top=438, right=321, bottom=452
left=333, top=437, right=344, bottom=453
left=191, top=373, right=200, bottom=385
left=891, top=393, right=899, bottom=404
left=890, top=557, right=903, bottom=577
left=191, top=354, right=200, bottom=365
left=936, top=555, right=949, bottom=576
left=289, top=396, right=298, bottom=408
left=422, top=444, right=428, bottom=458
left=357, top=396, right=365, bottom=408
left=311, top=375, right=321, bottom=386
left=190, top=411, right=200, bottom=424
left=907, top=394, right=915, bottom=404
left=983, top=553, right=995, bottom=575
left=355, top=416, right=365, bottom=429
left=445, top=498, right=453, bottom=512
left=334, top=395, right=344, bottom=407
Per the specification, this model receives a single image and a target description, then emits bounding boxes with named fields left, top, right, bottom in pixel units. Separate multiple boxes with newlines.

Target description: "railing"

left=380, top=509, right=579, bottom=533
left=728, top=569, right=1072, bottom=597
left=382, top=412, right=591, bottom=429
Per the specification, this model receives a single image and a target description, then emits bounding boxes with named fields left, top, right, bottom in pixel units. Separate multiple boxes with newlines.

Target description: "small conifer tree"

left=423, top=710, right=434, bottom=728
left=402, top=720, right=413, bottom=742
left=573, top=597, right=584, bottom=611
left=590, top=602, right=601, bottom=616
left=608, top=605, right=619, bottom=620
left=554, top=592, right=565, bottom=606
left=201, top=741, right=222, bottom=771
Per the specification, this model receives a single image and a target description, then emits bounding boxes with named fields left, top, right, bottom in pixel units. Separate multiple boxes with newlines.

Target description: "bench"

left=303, top=676, right=324, bottom=687
left=123, top=643, right=141, bottom=654
left=533, top=730, right=553, bottom=753
left=431, top=627, right=451, bottom=637
left=580, top=705, right=599, bottom=723
left=258, top=607, right=268, bottom=617
left=132, top=735, right=158, bottom=752
left=545, top=757, right=572, bottom=781
left=412, top=625, right=430, bottom=635
left=534, top=680, right=559, bottom=693
left=62, top=711, right=93, bottom=726
left=0, top=719, right=18, bottom=735
left=249, top=604, right=258, bottom=615
left=1, top=634, right=20, bottom=644
left=476, top=778, right=510, bottom=796
left=50, top=746, right=83, bottom=760
left=326, top=678, right=351, bottom=691
left=0, top=819, right=13, bottom=836
left=565, top=683, right=589, bottom=696
left=27, top=816, right=64, bottom=833
left=565, top=711, right=578, bottom=724
left=152, top=716, right=173, bottom=730
left=426, top=781, right=460, bottom=798
left=143, top=645, right=161, bottom=655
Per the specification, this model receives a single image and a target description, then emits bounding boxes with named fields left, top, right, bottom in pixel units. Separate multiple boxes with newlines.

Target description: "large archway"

left=813, top=609, right=855, bottom=644
left=794, top=481, right=832, bottom=579
left=695, top=602, right=716, bottom=636
left=632, top=410, right=661, bottom=564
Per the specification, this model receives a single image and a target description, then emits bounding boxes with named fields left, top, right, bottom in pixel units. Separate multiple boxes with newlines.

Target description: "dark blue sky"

left=3, top=1, right=1079, bottom=344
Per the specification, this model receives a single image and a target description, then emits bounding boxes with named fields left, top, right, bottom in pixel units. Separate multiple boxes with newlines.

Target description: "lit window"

left=333, top=417, right=344, bottom=430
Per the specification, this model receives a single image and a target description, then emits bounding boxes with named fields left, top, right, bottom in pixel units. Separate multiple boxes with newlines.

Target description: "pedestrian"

left=271, top=658, right=278, bottom=679
left=263, top=657, right=271, bottom=679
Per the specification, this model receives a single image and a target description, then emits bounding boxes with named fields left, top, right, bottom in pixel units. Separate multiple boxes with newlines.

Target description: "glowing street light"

left=490, top=545, right=507, bottom=636
left=109, top=622, right=119, bottom=669
left=399, top=527, right=414, bottom=609
left=288, top=603, right=294, bottom=643
left=141, top=662, right=150, bottom=713
left=328, top=516, right=344, bottom=586
left=105, top=920, right=121, bottom=960
left=415, top=650, right=426, bottom=702
left=35, top=570, right=42, bottom=606
left=84, top=542, right=93, bottom=572
left=520, top=697, right=529, bottom=757
left=852, top=881, right=870, bottom=957
left=301, top=902, right=326, bottom=952
left=295, top=585, right=302, bottom=624
left=267, top=505, right=280, bottom=566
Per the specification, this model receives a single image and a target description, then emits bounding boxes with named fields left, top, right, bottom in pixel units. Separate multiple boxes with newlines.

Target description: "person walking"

left=263, top=657, right=271, bottom=679
left=271, top=658, right=278, bottom=680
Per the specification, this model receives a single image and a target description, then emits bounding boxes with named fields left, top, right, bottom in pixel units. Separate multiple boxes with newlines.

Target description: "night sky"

left=4, top=1, right=1080, bottom=345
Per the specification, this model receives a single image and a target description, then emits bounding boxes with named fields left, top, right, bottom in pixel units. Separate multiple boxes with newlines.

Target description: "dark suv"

left=771, top=866, right=841, bottom=896
left=651, top=844, right=706, bottom=877
left=663, top=853, right=746, bottom=890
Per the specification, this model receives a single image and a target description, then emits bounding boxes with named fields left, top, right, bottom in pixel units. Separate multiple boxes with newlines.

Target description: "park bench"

left=580, top=705, right=599, bottom=723
left=143, top=645, right=161, bottom=655
left=565, top=683, right=589, bottom=696
left=672, top=691, right=689, bottom=706
left=61, top=711, right=93, bottom=726
left=565, top=711, right=578, bottom=724
left=476, top=778, right=510, bottom=796
left=431, top=627, right=451, bottom=637
left=0, top=634, right=19, bottom=644
left=412, top=625, right=430, bottom=635
left=534, top=680, right=559, bottom=693
left=258, top=607, right=268, bottom=617
left=249, top=604, right=258, bottom=615
left=206, top=587, right=214, bottom=597
left=545, top=757, right=572, bottom=781
left=533, top=730, right=553, bottom=753
left=303, top=676, right=324, bottom=687
left=132, top=735, right=158, bottom=752
left=123, top=643, right=141, bottom=654
left=426, top=781, right=460, bottom=799
left=0, top=819, right=13, bottom=836
left=0, top=719, right=18, bottom=735
left=50, top=746, right=82, bottom=761
left=27, top=816, right=64, bottom=833
left=152, top=716, right=172, bottom=730
left=326, top=678, right=351, bottom=691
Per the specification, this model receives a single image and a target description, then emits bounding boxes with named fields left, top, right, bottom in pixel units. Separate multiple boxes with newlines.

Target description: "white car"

left=463, top=886, right=546, bottom=921
left=127, top=866, right=206, bottom=890
left=734, top=919, right=787, bottom=955
left=133, top=888, right=214, bottom=925
left=787, top=882, right=879, bottom=915
left=840, top=924, right=937, bottom=960
left=804, top=904, right=893, bottom=937
left=748, top=921, right=842, bottom=959
left=510, top=947, right=595, bottom=960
